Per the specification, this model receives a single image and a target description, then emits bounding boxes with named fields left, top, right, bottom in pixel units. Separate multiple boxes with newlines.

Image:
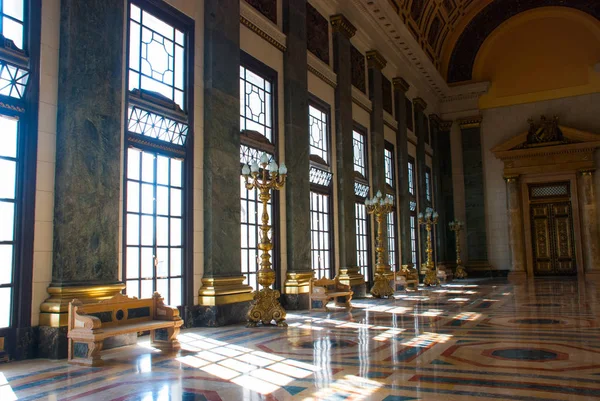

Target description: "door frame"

left=521, top=173, right=584, bottom=278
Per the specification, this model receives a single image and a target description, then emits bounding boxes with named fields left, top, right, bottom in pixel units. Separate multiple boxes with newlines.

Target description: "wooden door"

left=530, top=201, right=577, bottom=276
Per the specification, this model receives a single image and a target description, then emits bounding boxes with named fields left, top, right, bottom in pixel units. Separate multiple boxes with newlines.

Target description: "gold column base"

left=336, top=266, right=365, bottom=287
left=454, top=265, right=468, bottom=279
left=423, top=269, right=440, bottom=286
left=283, top=271, right=314, bottom=294
left=370, top=274, right=394, bottom=298
left=247, top=287, right=287, bottom=327
left=39, top=283, right=126, bottom=327
left=198, top=276, right=254, bottom=306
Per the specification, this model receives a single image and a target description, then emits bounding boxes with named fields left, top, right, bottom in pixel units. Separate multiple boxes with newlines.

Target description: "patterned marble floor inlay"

left=2, top=278, right=600, bottom=400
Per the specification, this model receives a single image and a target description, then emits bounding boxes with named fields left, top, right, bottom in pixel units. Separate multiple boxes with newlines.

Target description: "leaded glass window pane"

left=127, top=106, right=188, bottom=145
left=356, top=202, right=369, bottom=281
left=240, top=66, right=273, bottom=142
left=310, top=191, right=332, bottom=279
left=410, top=215, right=418, bottom=266
left=128, top=4, right=186, bottom=110
left=425, top=169, right=431, bottom=202
left=353, top=130, right=367, bottom=177
left=309, top=105, right=328, bottom=164
left=125, top=148, right=184, bottom=307
left=0, top=62, right=28, bottom=99
left=387, top=210, right=397, bottom=271
left=309, top=167, right=332, bottom=187
left=408, top=160, right=415, bottom=195
left=0, top=114, right=18, bottom=328
left=1, top=0, right=24, bottom=50
left=354, top=181, right=369, bottom=198
left=384, top=148, right=394, bottom=187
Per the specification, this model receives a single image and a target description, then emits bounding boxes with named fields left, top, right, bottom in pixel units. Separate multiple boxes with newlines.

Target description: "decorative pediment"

left=491, top=116, right=600, bottom=176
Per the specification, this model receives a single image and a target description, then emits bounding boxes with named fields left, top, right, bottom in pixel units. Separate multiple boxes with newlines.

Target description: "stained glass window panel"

left=240, top=66, right=273, bottom=142
left=384, top=148, right=394, bottom=187
left=353, top=130, right=367, bottom=177
left=387, top=211, right=397, bottom=271
left=309, top=105, right=328, bottom=164
left=128, top=4, right=186, bottom=110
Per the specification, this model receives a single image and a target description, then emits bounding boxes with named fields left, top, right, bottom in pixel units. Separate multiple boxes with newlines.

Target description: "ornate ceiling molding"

left=240, top=0, right=287, bottom=52
left=448, top=0, right=600, bottom=83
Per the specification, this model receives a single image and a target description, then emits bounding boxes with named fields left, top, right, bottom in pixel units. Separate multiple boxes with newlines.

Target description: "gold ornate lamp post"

left=242, top=154, right=288, bottom=327
left=365, top=191, right=395, bottom=298
left=418, top=207, right=440, bottom=286
left=449, top=220, right=467, bottom=279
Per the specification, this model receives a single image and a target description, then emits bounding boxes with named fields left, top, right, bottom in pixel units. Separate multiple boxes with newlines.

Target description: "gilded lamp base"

left=454, top=265, right=468, bottom=279
left=423, top=269, right=440, bottom=286
left=247, top=288, right=287, bottom=327
left=370, top=274, right=394, bottom=298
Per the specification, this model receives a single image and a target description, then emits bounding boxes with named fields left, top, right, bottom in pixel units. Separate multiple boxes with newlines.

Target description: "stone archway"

left=492, top=117, right=600, bottom=281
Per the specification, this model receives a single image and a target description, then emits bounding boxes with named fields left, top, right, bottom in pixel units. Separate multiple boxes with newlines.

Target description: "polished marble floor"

left=3, top=278, right=600, bottom=400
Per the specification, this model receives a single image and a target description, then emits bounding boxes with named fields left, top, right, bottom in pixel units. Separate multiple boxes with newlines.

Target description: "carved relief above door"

left=529, top=182, right=577, bottom=276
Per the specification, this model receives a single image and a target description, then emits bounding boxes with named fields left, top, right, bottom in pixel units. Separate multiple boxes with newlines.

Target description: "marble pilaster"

left=195, top=0, right=253, bottom=320
left=39, top=0, right=126, bottom=358
left=413, top=98, right=428, bottom=273
left=392, top=78, right=412, bottom=270
left=432, top=118, right=455, bottom=273
left=281, top=0, right=312, bottom=309
left=459, top=117, right=492, bottom=273
left=577, top=169, right=600, bottom=280
left=505, top=175, right=526, bottom=281
left=331, top=14, right=365, bottom=296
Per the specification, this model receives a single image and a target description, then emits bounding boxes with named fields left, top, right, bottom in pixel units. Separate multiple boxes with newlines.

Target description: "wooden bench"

left=309, top=277, right=353, bottom=311
left=67, top=292, right=183, bottom=366
left=396, top=269, right=418, bottom=290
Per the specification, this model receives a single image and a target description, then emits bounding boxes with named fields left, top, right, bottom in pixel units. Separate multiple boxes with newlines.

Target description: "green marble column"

left=195, top=0, right=253, bottom=325
left=330, top=14, right=366, bottom=296
left=431, top=117, right=455, bottom=274
left=413, top=98, right=428, bottom=274
left=39, top=0, right=126, bottom=358
left=459, top=116, right=492, bottom=273
left=393, top=78, right=413, bottom=271
left=281, top=0, right=312, bottom=309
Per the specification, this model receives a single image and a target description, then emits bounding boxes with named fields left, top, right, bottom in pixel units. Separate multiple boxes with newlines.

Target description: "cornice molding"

left=366, top=49, right=387, bottom=70
left=352, top=85, right=372, bottom=113
left=459, top=116, right=483, bottom=130
left=330, top=14, right=357, bottom=39
left=442, top=81, right=490, bottom=103
left=393, top=77, right=410, bottom=93
left=240, top=0, right=287, bottom=52
left=307, top=51, right=337, bottom=88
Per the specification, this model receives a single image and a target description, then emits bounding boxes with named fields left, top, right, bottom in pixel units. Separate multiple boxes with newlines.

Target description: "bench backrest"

left=310, top=277, right=338, bottom=293
left=68, top=293, right=160, bottom=331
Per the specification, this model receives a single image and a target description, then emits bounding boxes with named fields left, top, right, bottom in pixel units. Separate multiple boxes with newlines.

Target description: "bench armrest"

left=71, top=307, right=102, bottom=330
left=153, top=292, right=181, bottom=321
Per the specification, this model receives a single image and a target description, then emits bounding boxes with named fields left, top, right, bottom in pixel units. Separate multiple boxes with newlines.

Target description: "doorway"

left=529, top=182, right=577, bottom=276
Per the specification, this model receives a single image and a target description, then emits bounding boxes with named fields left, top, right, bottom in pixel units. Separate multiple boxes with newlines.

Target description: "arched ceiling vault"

left=388, top=0, right=600, bottom=84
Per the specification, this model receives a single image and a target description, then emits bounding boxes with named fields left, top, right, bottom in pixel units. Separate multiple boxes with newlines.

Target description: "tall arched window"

left=124, top=1, right=193, bottom=307
left=0, top=0, right=38, bottom=336
left=408, top=156, right=419, bottom=267
left=353, top=126, right=371, bottom=282
left=239, top=53, right=278, bottom=290
left=384, top=142, right=398, bottom=271
left=308, top=97, right=333, bottom=279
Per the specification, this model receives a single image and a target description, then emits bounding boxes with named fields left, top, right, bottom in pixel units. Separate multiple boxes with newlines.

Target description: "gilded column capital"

left=578, top=168, right=596, bottom=176
left=393, top=77, right=410, bottom=93
left=413, top=97, right=427, bottom=111
left=439, top=120, right=453, bottom=132
left=366, top=50, right=387, bottom=70
left=330, top=14, right=356, bottom=39
left=503, top=174, right=520, bottom=183
left=459, top=116, right=483, bottom=130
